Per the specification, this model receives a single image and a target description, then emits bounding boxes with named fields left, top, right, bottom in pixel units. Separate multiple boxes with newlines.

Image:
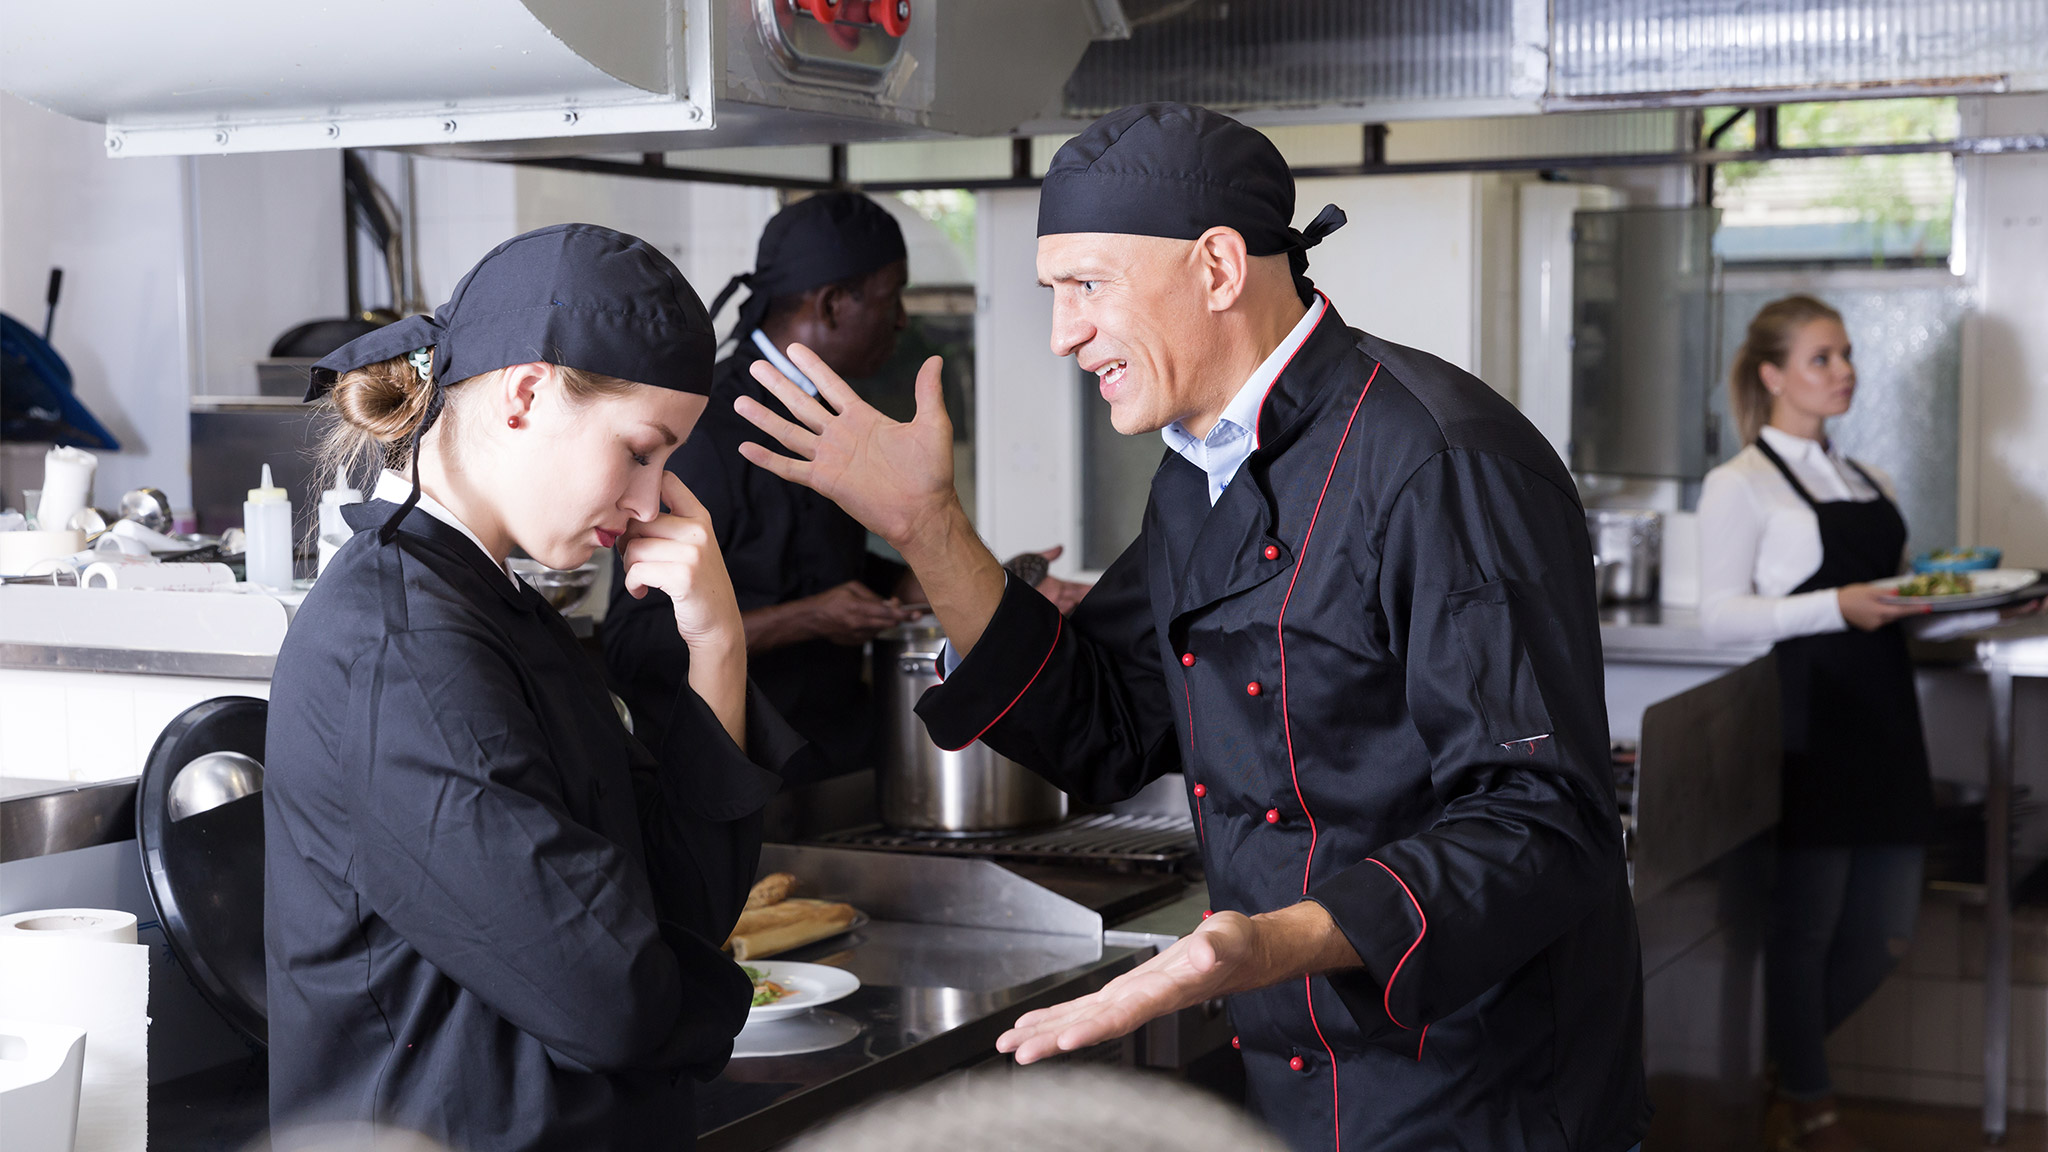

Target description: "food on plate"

left=742, top=965, right=792, bottom=1007
left=745, top=872, right=797, bottom=911
left=725, top=873, right=861, bottom=960
left=1893, top=571, right=1974, bottom=598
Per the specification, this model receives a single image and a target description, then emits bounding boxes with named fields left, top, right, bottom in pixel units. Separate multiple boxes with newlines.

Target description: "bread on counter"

left=726, top=872, right=860, bottom=960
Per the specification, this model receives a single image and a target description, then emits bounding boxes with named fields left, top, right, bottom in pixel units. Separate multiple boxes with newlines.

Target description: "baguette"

left=726, top=898, right=858, bottom=961
left=744, top=872, right=797, bottom=911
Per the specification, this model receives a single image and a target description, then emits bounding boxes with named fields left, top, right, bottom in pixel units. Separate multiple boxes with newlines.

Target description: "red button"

left=1192, top=783, right=1207, bottom=797
left=1263, top=545, right=1280, bottom=560
left=1289, top=1055, right=1306, bottom=1072
left=1231, top=1035, right=1241, bottom=1050
left=1202, top=909, right=1213, bottom=919
left=1181, top=652, right=1196, bottom=667
left=1246, top=681, right=1262, bottom=696
left=1265, top=808, right=1281, bottom=824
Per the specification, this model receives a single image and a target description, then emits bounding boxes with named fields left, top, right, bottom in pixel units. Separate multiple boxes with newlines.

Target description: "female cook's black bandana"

left=306, top=222, right=717, bottom=542
left=706, top=192, right=908, bottom=343
left=1037, top=102, right=1348, bottom=304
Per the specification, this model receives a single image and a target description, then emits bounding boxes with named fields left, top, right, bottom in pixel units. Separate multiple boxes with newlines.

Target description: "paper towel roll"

left=34, top=447, right=96, bottom=534
left=0, top=530, right=87, bottom=576
left=80, top=561, right=235, bottom=591
left=0, top=929, right=148, bottom=1152
left=0, top=909, right=139, bottom=945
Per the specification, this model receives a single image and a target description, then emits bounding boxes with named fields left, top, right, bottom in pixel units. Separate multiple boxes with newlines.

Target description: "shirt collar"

left=751, top=329, right=821, bottom=398
left=1161, top=294, right=1327, bottom=504
left=371, top=470, right=518, bottom=586
left=1758, top=424, right=1834, bottom=462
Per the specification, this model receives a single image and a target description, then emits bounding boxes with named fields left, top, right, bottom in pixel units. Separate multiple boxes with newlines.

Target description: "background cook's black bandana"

left=1037, top=102, right=1347, bottom=305
left=706, top=192, right=909, bottom=343
left=305, top=222, right=717, bottom=541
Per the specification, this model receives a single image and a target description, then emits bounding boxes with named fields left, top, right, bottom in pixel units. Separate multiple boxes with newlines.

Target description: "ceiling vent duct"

left=1062, top=0, right=2048, bottom=121
left=0, top=0, right=1107, bottom=158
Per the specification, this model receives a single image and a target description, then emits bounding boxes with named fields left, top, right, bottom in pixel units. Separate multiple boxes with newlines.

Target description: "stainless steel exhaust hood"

left=0, top=0, right=1108, bottom=158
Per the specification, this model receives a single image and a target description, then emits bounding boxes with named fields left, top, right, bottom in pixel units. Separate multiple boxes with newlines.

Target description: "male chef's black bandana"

left=306, top=223, right=717, bottom=542
left=706, top=192, right=908, bottom=343
left=1037, top=102, right=1347, bottom=304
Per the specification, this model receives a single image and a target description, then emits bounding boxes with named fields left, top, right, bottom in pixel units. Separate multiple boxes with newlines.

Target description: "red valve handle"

left=801, top=0, right=839, bottom=24
left=876, top=0, right=910, bottom=36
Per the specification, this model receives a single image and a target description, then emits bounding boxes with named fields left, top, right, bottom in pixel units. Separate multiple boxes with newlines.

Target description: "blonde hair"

left=310, top=353, right=637, bottom=501
left=1728, top=294, right=1844, bottom=445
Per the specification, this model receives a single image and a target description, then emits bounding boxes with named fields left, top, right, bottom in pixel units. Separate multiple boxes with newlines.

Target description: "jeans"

left=1765, top=844, right=1926, bottom=1099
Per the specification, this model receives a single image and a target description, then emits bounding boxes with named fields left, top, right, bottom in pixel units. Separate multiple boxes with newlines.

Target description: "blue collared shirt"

left=1159, top=295, right=1326, bottom=505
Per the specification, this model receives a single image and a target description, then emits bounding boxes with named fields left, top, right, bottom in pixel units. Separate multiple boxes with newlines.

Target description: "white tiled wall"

left=0, top=669, right=270, bottom=782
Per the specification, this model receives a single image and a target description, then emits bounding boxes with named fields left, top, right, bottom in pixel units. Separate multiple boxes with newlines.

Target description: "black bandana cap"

left=306, top=222, right=717, bottom=542
left=707, top=192, right=908, bottom=342
left=1037, top=102, right=1347, bottom=304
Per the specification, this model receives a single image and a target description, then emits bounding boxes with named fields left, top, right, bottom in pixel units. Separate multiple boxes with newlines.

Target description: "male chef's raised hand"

left=735, top=344, right=955, bottom=549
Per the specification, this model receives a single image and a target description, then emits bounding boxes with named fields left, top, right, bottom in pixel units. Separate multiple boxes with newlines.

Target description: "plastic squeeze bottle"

left=243, top=464, right=294, bottom=589
left=316, top=481, right=364, bottom=576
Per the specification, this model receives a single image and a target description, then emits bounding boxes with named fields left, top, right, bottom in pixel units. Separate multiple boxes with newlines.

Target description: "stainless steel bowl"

left=509, top=558, right=601, bottom=613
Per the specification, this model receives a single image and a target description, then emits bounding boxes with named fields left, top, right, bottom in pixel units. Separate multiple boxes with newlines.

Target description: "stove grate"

left=810, top=813, right=1200, bottom=871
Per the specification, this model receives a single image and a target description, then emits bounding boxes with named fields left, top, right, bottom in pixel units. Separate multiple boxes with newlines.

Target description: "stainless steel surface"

left=0, top=642, right=275, bottom=680
left=189, top=404, right=323, bottom=536
left=1630, top=653, right=1780, bottom=902
left=508, top=558, right=600, bottom=613
left=758, top=844, right=1101, bottom=939
left=119, top=487, right=173, bottom=532
left=1571, top=206, right=1717, bottom=483
left=1598, top=604, right=1769, bottom=668
left=0, top=775, right=138, bottom=862
left=165, top=751, right=264, bottom=822
left=1587, top=509, right=1662, bottom=604
left=873, top=624, right=1068, bottom=835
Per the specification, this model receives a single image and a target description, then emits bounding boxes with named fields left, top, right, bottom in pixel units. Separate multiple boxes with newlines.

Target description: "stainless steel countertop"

left=1599, top=604, right=1768, bottom=668
left=0, top=775, right=137, bottom=863
left=698, top=921, right=1149, bottom=1151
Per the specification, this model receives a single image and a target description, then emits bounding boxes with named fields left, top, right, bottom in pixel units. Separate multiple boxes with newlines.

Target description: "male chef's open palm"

left=998, top=912, right=1262, bottom=1063
left=735, top=344, right=952, bottom=546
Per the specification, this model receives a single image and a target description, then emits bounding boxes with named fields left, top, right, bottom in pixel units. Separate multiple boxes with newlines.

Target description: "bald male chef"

left=732, top=103, right=1647, bottom=1152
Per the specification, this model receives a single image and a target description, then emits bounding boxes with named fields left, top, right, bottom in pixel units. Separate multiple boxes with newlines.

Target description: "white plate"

left=742, top=960, right=860, bottom=1021
left=731, top=1008, right=864, bottom=1057
left=1874, top=568, right=2041, bottom=610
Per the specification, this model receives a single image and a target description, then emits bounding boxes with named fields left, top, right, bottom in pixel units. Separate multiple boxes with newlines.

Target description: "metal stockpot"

left=1587, top=509, right=1663, bottom=604
left=873, top=622, right=1068, bottom=835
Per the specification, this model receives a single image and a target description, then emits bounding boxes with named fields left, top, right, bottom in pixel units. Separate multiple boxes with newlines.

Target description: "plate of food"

left=742, top=960, right=861, bottom=1021
left=726, top=872, right=867, bottom=961
left=1874, top=567, right=2041, bottom=609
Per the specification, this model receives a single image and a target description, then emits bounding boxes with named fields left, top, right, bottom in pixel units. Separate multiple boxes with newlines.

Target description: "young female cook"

left=263, top=224, right=801, bottom=1149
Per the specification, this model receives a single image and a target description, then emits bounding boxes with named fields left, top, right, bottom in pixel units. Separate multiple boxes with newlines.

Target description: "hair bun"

left=330, top=355, right=435, bottom=444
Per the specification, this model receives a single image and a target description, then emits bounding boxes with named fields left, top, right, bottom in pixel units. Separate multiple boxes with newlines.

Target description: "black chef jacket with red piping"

left=918, top=302, right=1647, bottom=1152
left=266, top=502, right=800, bottom=1150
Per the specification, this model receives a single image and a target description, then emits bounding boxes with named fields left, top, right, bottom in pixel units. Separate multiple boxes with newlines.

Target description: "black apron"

left=1756, top=438, right=1935, bottom=847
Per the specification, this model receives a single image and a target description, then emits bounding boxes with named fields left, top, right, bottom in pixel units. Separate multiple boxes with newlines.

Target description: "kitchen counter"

left=1599, top=603, right=1768, bottom=668
left=148, top=849, right=1177, bottom=1152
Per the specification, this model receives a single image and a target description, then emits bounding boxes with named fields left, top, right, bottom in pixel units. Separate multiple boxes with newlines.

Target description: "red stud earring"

left=507, top=415, right=522, bottom=429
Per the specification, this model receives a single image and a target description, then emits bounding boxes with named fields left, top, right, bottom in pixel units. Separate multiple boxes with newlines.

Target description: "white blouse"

left=1696, top=425, right=1898, bottom=646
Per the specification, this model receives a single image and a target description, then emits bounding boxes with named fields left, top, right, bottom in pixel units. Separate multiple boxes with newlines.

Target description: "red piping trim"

left=1416, top=1025, right=1429, bottom=1062
left=1366, top=857, right=1428, bottom=1032
left=1276, top=356, right=1374, bottom=1152
left=1183, top=679, right=1205, bottom=843
left=937, top=615, right=1062, bottom=752
left=1253, top=291, right=1331, bottom=450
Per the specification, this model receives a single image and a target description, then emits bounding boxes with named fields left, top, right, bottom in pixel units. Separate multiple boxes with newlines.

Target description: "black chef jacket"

left=265, top=501, right=800, bottom=1150
left=605, top=345, right=905, bottom=771
left=921, top=302, right=1647, bottom=1152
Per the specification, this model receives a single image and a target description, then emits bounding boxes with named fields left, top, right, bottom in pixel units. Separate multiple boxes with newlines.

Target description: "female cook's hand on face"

left=621, top=472, right=743, bottom=653
left=734, top=345, right=956, bottom=548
